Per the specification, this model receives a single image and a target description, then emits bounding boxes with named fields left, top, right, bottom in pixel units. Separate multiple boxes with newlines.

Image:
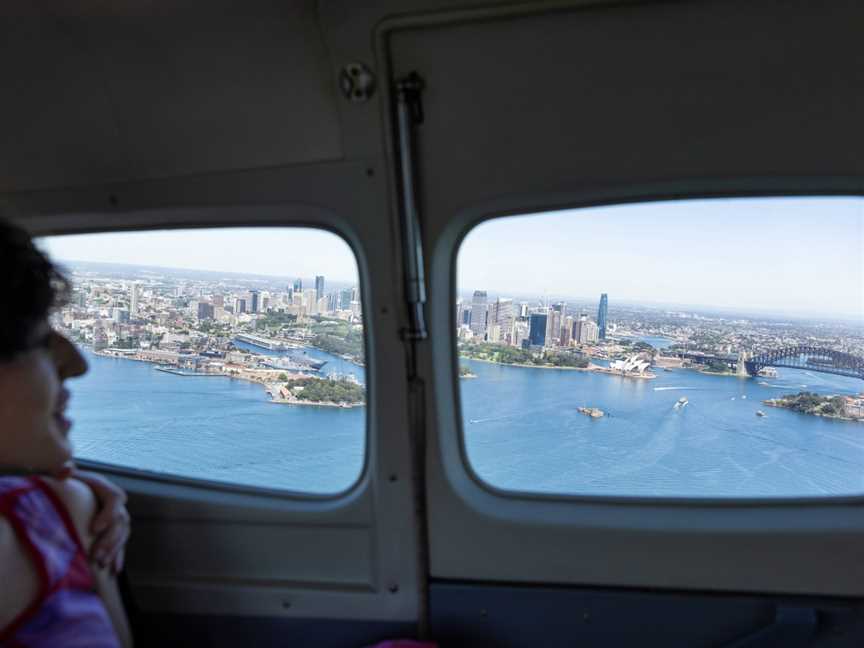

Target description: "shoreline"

left=268, top=398, right=365, bottom=408
left=763, top=400, right=863, bottom=423
left=460, top=355, right=597, bottom=372
left=461, top=354, right=656, bottom=379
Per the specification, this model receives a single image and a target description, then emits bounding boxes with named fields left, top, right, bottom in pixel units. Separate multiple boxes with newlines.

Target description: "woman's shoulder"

left=39, top=476, right=98, bottom=552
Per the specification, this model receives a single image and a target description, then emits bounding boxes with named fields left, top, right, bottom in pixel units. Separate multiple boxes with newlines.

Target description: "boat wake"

left=654, top=386, right=695, bottom=392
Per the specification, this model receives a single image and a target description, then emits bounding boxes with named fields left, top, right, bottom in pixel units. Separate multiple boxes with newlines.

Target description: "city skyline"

left=40, top=228, right=360, bottom=286
left=458, top=197, right=863, bottom=320
left=36, top=197, right=864, bottom=321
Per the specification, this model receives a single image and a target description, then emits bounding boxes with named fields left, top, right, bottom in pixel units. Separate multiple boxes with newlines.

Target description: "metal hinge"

left=395, top=72, right=427, bottom=342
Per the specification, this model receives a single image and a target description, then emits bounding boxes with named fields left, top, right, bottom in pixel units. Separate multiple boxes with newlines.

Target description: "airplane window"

left=456, top=197, right=864, bottom=498
left=39, top=228, right=366, bottom=494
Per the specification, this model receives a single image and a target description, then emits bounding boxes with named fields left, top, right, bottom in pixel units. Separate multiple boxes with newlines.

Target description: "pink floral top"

left=0, top=476, right=120, bottom=647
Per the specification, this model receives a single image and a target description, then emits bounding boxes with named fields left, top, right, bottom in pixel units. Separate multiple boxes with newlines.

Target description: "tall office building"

left=528, top=313, right=547, bottom=347
left=315, top=275, right=325, bottom=301
left=197, top=302, right=215, bottom=321
left=597, top=293, right=608, bottom=340
left=579, top=320, right=599, bottom=344
left=494, top=298, right=514, bottom=334
left=340, top=288, right=353, bottom=310
left=304, top=289, right=317, bottom=314
left=235, top=297, right=247, bottom=314
left=249, top=290, right=260, bottom=314
left=129, top=282, right=140, bottom=317
left=561, top=315, right=574, bottom=346
left=293, top=278, right=303, bottom=294
left=469, top=290, right=488, bottom=339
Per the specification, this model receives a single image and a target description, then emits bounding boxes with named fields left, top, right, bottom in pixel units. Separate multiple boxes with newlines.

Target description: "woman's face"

left=0, top=322, right=88, bottom=474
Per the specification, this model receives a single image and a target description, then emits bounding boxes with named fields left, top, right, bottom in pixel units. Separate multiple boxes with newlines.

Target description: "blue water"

left=461, top=359, right=864, bottom=497
left=69, top=346, right=864, bottom=497
left=70, top=350, right=365, bottom=493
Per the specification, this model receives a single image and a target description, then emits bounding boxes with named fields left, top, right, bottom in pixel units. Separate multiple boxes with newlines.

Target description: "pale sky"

left=37, top=197, right=864, bottom=319
left=41, top=228, right=360, bottom=285
left=458, top=197, right=864, bottom=320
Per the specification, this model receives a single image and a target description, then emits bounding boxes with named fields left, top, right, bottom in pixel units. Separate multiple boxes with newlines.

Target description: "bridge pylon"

left=736, top=351, right=751, bottom=377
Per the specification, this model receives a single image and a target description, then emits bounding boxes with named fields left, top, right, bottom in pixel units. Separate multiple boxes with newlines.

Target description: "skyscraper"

left=293, top=278, right=303, bottom=294
left=249, top=290, right=260, bottom=314
left=340, top=288, right=352, bottom=310
left=469, top=290, right=488, bottom=339
left=129, top=282, right=140, bottom=318
left=528, top=313, right=547, bottom=347
left=597, top=293, right=608, bottom=340
left=315, top=275, right=325, bottom=301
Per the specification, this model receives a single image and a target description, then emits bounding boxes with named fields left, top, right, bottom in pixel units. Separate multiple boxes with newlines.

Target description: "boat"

left=578, top=406, right=605, bottom=418
left=674, top=396, right=688, bottom=410
left=756, top=410, right=766, bottom=417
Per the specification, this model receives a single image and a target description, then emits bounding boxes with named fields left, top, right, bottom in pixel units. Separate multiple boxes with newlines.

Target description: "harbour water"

left=69, top=341, right=864, bottom=497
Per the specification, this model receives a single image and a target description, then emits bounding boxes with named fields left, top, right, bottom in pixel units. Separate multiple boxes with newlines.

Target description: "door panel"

left=385, top=0, right=864, bottom=597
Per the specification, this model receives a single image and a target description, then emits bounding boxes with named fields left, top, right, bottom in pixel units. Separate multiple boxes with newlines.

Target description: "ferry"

left=262, top=355, right=327, bottom=372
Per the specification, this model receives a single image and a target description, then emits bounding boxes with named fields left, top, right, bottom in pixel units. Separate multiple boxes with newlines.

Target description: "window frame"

left=31, top=209, right=375, bottom=502
left=447, top=190, right=864, bottom=507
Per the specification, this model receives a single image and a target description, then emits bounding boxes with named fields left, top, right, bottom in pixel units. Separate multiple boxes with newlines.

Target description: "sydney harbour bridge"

left=674, top=346, right=864, bottom=381
left=744, top=346, right=864, bottom=380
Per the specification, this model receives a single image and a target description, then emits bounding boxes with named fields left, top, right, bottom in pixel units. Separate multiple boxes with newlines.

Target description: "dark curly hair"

left=0, top=219, right=70, bottom=362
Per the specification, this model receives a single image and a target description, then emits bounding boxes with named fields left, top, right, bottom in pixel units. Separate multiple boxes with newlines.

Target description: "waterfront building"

left=597, top=293, right=608, bottom=340
left=529, top=313, right=547, bottom=347
left=456, top=299, right=464, bottom=328
left=315, top=275, right=325, bottom=301
left=470, top=290, right=488, bottom=339
left=487, top=325, right=502, bottom=344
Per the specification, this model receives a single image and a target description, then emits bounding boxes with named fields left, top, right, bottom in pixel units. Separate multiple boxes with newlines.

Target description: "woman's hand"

left=69, top=468, right=131, bottom=573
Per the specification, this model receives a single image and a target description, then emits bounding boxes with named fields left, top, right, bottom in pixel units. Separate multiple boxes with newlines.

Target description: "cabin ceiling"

left=1, top=0, right=862, bottom=211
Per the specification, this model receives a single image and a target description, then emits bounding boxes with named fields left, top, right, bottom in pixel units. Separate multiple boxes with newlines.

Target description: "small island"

left=763, top=391, right=863, bottom=423
left=270, top=376, right=365, bottom=407
left=459, top=365, right=478, bottom=379
left=578, top=406, right=605, bottom=418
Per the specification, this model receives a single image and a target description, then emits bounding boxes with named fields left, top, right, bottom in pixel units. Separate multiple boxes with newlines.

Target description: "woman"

left=0, top=219, right=132, bottom=646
